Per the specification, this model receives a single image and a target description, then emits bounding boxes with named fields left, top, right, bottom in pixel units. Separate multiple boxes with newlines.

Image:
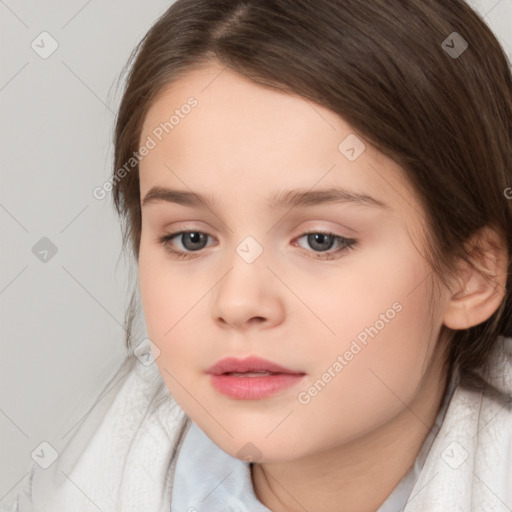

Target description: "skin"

left=136, top=62, right=506, bottom=511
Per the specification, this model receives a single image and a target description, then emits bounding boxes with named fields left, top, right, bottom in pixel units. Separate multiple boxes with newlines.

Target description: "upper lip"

left=206, top=356, right=304, bottom=375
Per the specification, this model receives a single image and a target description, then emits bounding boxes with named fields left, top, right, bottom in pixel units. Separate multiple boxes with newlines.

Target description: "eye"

left=156, top=230, right=357, bottom=260
left=157, top=231, right=214, bottom=259
left=293, top=231, right=357, bottom=260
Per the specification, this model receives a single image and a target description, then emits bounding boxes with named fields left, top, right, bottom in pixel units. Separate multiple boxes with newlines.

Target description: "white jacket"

left=2, top=337, right=512, bottom=512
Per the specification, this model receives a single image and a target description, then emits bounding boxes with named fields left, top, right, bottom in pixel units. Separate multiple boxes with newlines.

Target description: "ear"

left=443, top=226, right=509, bottom=330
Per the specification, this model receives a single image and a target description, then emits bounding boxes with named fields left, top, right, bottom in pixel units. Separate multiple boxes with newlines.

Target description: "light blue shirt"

left=171, top=370, right=459, bottom=512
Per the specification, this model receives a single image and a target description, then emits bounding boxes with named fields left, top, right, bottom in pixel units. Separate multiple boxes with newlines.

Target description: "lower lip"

left=209, top=373, right=305, bottom=399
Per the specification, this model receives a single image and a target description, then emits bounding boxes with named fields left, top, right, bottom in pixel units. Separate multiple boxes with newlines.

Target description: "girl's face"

left=137, top=63, right=451, bottom=461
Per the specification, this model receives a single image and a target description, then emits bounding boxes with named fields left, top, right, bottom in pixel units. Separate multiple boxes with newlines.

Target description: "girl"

left=4, top=0, right=512, bottom=510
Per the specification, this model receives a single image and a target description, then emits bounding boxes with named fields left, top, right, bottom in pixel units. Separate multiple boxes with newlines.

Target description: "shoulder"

left=405, top=336, right=512, bottom=511
left=2, top=344, right=189, bottom=512
left=457, top=335, right=512, bottom=447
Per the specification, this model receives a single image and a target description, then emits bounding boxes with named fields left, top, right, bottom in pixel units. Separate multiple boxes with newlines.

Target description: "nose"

left=211, top=241, right=285, bottom=331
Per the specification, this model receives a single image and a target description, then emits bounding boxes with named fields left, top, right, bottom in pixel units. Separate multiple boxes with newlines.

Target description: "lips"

left=206, top=356, right=304, bottom=376
left=206, top=356, right=306, bottom=400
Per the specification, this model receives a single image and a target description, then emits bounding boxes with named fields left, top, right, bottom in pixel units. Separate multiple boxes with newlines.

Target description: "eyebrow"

left=141, top=185, right=389, bottom=211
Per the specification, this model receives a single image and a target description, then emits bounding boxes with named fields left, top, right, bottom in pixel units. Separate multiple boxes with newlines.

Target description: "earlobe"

left=442, top=227, right=508, bottom=331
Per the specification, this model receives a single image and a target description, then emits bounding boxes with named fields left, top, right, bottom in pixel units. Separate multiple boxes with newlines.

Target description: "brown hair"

left=111, top=0, right=512, bottom=403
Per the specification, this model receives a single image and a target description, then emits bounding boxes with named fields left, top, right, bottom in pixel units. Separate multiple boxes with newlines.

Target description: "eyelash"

left=156, top=229, right=357, bottom=261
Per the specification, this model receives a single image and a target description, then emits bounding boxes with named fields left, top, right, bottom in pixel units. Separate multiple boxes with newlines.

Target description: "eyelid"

left=301, top=220, right=359, bottom=238
left=292, top=221, right=352, bottom=237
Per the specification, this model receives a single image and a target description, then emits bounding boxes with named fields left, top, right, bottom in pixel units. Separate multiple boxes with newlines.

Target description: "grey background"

left=1, top=0, right=511, bottom=502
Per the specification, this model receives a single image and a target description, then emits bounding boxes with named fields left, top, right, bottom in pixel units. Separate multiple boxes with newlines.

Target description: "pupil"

left=309, top=233, right=333, bottom=252
left=184, top=232, right=205, bottom=249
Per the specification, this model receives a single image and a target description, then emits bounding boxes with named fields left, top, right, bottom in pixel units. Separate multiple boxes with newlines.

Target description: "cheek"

left=294, top=243, right=437, bottom=439
left=138, top=235, right=199, bottom=333
left=295, top=232, right=433, bottom=357
left=137, top=241, right=213, bottom=382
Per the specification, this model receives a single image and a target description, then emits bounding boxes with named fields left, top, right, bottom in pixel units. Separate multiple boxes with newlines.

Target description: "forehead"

left=138, top=64, right=421, bottom=222
left=141, top=63, right=347, bottom=154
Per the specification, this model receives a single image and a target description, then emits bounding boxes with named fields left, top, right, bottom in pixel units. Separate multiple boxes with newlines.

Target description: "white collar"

left=171, top=420, right=271, bottom=511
